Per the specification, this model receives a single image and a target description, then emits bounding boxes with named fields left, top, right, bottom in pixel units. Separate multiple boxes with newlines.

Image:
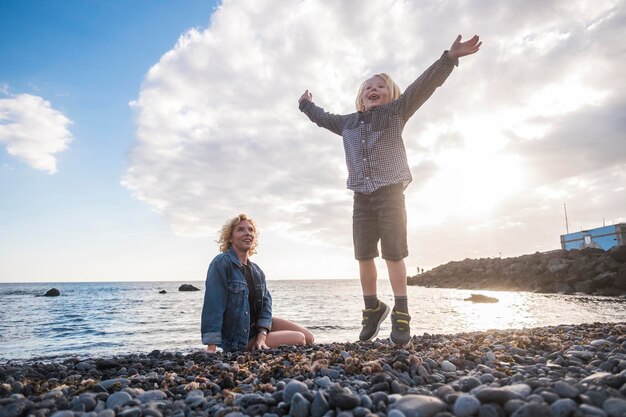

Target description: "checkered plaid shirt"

left=300, top=51, right=458, bottom=194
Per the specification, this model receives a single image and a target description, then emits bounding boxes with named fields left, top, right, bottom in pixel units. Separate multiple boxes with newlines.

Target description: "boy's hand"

left=448, top=35, right=481, bottom=59
left=299, top=90, right=313, bottom=103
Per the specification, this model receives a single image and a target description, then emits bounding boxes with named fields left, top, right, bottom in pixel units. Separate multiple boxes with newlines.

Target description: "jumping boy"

left=298, top=35, right=481, bottom=345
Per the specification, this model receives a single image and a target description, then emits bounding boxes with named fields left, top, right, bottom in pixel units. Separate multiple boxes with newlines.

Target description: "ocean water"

left=1, top=279, right=625, bottom=362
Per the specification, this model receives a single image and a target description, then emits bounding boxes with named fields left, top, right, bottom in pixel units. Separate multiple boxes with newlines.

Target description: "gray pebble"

left=579, top=404, right=608, bottom=417
left=284, top=380, right=309, bottom=404
left=511, top=403, right=554, bottom=417
left=392, top=395, right=446, bottom=417
left=105, top=391, right=132, bottom=410
left=554, top=381, right=579, bottom=398
left=387, top=410, right=406, bottom=417
left=290, top=392, right=311, bottom=417
left=50, top=411, right=75, bottom=417
left=453, top=395, right=480, bottom=417
left=96, top=410, right=115, bottom=417
left=137, top=390, right=167, bottom=403
left=440, top=360, right=456, bottom=372
left=477, top=403, right=504, bottom=417
left=311, top=391, right=329, bottom=417
left=550, top=398, right=577, bottom=417
left=604, top=398, right=626, bottom=417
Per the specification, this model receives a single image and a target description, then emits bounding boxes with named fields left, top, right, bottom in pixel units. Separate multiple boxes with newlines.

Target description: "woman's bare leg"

left=271, top=316, right=315, bottom=344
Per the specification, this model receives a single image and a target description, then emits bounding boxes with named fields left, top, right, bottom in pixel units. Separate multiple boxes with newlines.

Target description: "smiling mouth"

left=368, top=94, right=380, bottom=100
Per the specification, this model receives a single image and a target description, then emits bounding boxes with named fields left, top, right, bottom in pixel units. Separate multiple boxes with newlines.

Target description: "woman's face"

left=229, top=220, right=256, bottom=255
left=362, top=75, right=391, bottom=111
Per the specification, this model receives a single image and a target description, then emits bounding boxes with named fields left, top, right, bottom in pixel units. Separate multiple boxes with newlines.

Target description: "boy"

left=298, top=35, right=481, bottom=345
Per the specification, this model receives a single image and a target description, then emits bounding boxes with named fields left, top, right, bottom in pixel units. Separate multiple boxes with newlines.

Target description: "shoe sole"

left=361, top=303, right=390, bottom=342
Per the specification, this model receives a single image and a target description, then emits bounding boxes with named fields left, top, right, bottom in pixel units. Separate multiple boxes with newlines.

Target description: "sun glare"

left=411, top=148, right=524, bottom=226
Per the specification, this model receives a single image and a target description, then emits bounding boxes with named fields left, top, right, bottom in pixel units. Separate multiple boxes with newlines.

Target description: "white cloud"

left=0, top=92, right=73, bottom=174
left=124, top=0, right=626, bottom=274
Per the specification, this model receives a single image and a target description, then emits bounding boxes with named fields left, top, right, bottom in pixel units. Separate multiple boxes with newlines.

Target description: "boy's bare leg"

left=359, top=259, right=378, bottom=296
left=386, top=259, right=407, bottom=297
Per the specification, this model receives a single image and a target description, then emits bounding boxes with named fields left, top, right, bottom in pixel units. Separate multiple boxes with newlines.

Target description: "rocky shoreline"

left=2, top=322, right=626, bottom=417
left=408, top=246, right=626, bottom=296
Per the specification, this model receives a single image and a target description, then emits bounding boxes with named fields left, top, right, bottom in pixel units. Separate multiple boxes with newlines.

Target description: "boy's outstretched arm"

left=298, top=89, right=344, bottom=136
left=448, top=34, right=481, bottom=59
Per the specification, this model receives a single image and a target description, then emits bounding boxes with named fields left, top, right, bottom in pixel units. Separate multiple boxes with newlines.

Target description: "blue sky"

left=1, top=0, right=218, bottom=281
left=1, top=0, right=625, bottom=282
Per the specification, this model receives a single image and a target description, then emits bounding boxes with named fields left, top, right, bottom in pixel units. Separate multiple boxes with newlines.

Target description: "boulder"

left=159, top=290, right=167, bottom=294
left=44, top=288, right=60, bottom=297
left=178, top=284, right=200, bottom=292
left=464, top=294, right=498, bottom=303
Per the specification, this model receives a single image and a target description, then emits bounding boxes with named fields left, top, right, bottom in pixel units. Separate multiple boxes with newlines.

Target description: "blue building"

left=560, top=223, right=626, bottom=251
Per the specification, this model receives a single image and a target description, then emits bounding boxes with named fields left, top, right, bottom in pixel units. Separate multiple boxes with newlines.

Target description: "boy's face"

left=362, top=75, right=391, bottom=111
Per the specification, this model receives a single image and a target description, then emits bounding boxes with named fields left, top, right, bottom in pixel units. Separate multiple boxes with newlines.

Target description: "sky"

left=1, top=0, right=625, bottom=283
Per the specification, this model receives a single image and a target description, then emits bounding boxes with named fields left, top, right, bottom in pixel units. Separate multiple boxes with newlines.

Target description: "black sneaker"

left=359, top=300, right=390, bottom=341
left=390, top=310, right=411, bottom=346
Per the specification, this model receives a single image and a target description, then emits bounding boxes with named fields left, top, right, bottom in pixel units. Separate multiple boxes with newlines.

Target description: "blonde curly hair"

left=355, top=73, right=402, bottom=112
left=218, top=213, right=258, bottom=255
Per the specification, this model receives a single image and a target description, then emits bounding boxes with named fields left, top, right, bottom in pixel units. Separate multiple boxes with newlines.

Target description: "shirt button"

left=244, top=311, right=248, bottom=315
left=362, top=140, right=365, bottom=143
left=360, top=121, right=364, bottom=124
left=363, top=158, right=366, bottom=161
left=244, top=329, right=248, bottom=333
left=366, top=176, right=370, bottom=179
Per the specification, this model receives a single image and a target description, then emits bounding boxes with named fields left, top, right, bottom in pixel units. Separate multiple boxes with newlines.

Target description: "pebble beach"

left=2, top=322, right=626, bottom=417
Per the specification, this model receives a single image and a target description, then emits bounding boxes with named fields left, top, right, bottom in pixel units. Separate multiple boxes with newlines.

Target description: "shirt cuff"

left=442, top=50, right=459, bottom=67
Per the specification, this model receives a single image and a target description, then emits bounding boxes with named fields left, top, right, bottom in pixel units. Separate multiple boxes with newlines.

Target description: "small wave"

left=308, top=325, right=347, bottom=331
left=1, top=290, right=37, bottom=296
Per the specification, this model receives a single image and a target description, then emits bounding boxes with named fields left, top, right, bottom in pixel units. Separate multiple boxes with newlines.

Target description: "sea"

left=1, top=279, right=625, bottom=363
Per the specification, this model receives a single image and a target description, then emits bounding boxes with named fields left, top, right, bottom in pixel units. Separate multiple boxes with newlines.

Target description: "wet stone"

left=392, top=395, right=446, bottom=417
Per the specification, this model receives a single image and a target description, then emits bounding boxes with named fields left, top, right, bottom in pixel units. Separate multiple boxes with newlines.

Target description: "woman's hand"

left=299, top=90, right=313, bottom=103
left=206, top=344, right=217, bottom=353
left=252, top=333, right=269, bottom=350
left=448, top=35, right=481, bottom=59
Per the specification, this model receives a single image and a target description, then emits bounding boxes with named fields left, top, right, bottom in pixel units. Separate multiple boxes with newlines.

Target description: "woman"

left=201, top=214, right=314, bottom=352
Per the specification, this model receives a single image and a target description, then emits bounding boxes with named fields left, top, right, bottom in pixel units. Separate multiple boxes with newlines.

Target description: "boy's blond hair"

left=218, top=213, right=258, bottom=255
left=355, top=73, right=402, bottom=112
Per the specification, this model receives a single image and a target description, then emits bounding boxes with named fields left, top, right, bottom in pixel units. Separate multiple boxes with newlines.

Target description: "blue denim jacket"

left=200, top=248, right=273, bottom=352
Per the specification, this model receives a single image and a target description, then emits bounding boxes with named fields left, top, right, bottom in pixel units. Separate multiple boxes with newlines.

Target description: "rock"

left=159, top=290, right=167, bottom=294
left=311, top=391, right=329, bottom=417
left=604, top=398, right=626, bottom=417
left=392, top=395, right=446, bottom=417
left=554, top=381, right=579, bottom=398
left=473, top=387, right=522, bottom=404
left=44, top=288, right=60, bottom=296
left=511, top=403, right=555, bottom=417
left=290, top=393, right=311, bottom=417
left=464, top=294, right=498, bottom=303
left=329, top=384, right=360, bottom=410
left=608, top=245, right=626, bottom=262
left=178, top=284, right=200, bottom=291
left=478, top=403, right=505, bottom=417
left=614, top=267, right=626, bottom=290
left=284, top=380, right=309, bottom=404
left=579, top=404, right=608, bottom=416
left=453, top=395, right=480, bottom=417
left=440, top=360, right=456, bottom=372
left=137, top=390, right=167, bottom=403
left=550, top=398, right=577, bottom=417
left=106, top=392, right=132, bottom=409
left=50, top=411, right=75, bottom=417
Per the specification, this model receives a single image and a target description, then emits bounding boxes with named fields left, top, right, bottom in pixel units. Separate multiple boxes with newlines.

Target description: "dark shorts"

left=352, top=183, right=408, bottom=261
